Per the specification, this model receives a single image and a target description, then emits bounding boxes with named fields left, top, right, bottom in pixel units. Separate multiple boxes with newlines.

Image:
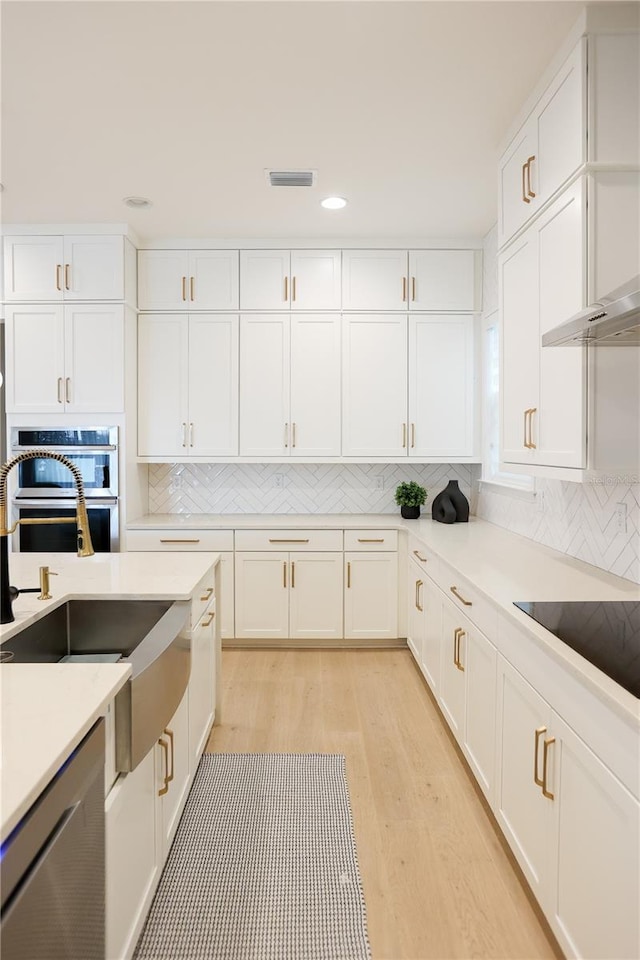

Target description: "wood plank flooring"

left=206, top=649, right=563, bottom=960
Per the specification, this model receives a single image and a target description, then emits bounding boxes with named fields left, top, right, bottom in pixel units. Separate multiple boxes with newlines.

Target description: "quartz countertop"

left=128, top=513, right=408, bottom=530
left=0, top=551, right=219, bottom=842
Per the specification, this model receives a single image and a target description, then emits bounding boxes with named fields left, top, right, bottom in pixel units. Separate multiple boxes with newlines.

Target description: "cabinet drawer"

left=234, top=529, right=343, bottom=551
left=126, top=529, right=234, bottom=552
left=344, top=529, right=398, bottom=551
left=407, top=536, right=438, bottom=574
left=438, top=561, right=497, bottom=639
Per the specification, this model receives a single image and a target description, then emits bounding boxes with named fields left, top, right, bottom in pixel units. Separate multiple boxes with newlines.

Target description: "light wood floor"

left=206, top=649, right=563, bottom=960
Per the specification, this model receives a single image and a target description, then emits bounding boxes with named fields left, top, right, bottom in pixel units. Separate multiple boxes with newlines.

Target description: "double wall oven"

left=10, top=428, right=119, bottom=552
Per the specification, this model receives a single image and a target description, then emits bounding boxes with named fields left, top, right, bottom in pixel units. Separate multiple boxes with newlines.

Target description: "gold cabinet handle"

left=181, top=276, right=187, bottom=301
left=158, top=737, right=170, bottom=796
left=190, top=276, right=195, bottom=301
left=160, top=538, right=200, bottom=543
left=291, top=560, right=295, bottom=588
left=202, top=611, right=215, bottom=627
left=57, top=377, right=63, bottom=403
left=64, top=264, right=71, bottom=290
left=292, top=276, right=296, bottom=302
left=402, top=423, right=407, bottom=448
left=284, top=275, right=288, bottom=302
left=523, top=409, right=530, bottom=448
left=163, top=728, right=175, bottom=783
left=456, top=629, right=465, bottom=671
left=268, top=538, right=309, bottom=543
left=189, top=422, right=194, bottom=447
left=415, top=579, right=423, bottom=612
left=411, top=276, right=416, bottom=302
left=450, top=585, right=472, bottom=606
left=347, top=561, right=351, bottom=588
left=402, top=276, right=407, bottom=302
left=411, top=423, right=415, bottom=448
left=542, top=736, right=555, bottom=800
left=534, top=726, right=547, bottom=787
left=182, top=422, right=187, bottom=447
left=284, top=423, right=289, bottom=448
left=413, top=549, right=427, bottom=562
left=358, top=538, right=384, bottom=543
left=283, top=560, right=287, bottom=588
left=522, top=162, right=530, bottom=204
left=56, top=264, right=62, bottom=291
left=529, top=408, right=537, bottom=450
left=526, top=156, right=536, bottom=199
left=292, top=422, right=296, bottom=448
left=453, top=627, right=462, bottom=667
left=200, top=586, right=214, bottom=601
left=65, top=377, right=71, bottom=403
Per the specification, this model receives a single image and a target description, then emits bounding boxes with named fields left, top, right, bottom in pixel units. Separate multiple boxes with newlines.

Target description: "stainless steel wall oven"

left=10, top=427, right=119, bottom=552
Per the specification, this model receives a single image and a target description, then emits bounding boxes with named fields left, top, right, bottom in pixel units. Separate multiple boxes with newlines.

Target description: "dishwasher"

left=1, top=720, right=105, bottom=960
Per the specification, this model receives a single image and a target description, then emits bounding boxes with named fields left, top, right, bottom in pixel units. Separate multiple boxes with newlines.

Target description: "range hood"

left=542, top=275, right=640, bottom=346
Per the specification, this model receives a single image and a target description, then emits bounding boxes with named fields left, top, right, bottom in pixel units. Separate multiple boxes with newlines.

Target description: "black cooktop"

left=513, top=601, right=640, bottom=698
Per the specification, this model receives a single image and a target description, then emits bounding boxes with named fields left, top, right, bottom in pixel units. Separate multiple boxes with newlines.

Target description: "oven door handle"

left=13, top=498, right=118, bottom=508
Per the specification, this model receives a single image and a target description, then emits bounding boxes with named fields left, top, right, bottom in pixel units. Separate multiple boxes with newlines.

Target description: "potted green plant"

left=394, top=481, right=427, bottom=519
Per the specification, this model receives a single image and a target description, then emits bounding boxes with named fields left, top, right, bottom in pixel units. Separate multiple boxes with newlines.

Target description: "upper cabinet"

left=3, top=235, right=126, bottom=302
left=239, top=250, right=341, bottom=310
left=342, top=249, right=479, bottom=311
left=138, top=250, right=239, bottom=311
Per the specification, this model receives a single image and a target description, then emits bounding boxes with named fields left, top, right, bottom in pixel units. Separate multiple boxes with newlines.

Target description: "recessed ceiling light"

left=123, top=196, right=152, bottom=209
left=320, top=197, right=347, bottom=210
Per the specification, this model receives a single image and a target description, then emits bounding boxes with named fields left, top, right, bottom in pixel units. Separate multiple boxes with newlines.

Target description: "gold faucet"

left=0, top=450, right=94, bottom=623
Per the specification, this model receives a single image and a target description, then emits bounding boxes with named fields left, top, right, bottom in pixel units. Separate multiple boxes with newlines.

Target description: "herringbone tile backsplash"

left=149, top=462, right=473, bottom=515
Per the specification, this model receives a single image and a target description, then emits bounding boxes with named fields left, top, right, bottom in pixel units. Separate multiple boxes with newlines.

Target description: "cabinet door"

left=3, top=236, right=63, bottom=301
left=495, top=657, right=553, bottom=903
left=289, top=553, right=343, bottom=641
left=188, top=314, right=239, bottom=456
left=218, top=551, right=235, bottom=640
left=421, top=577, right=442, bottom=694
left=500, top=235, right=539, bottom=465
left=138, top=315, right=189, bottom=457
left=240, top=250, right=290, bottom=309
left=64, top=305, right=124, bottom=413
left=409, top=250, right=477, bottom=311
left=234, top=552, right=289, bottom=640
left=290, top=250, right=341, bottom=310
left=5, top=305, right=64, bottom=413
left=138, top=250, right=190, bottom=311
left=189, top=602, right=215, bottom=767
left=290, top=314, right=341, bottom=457
left=535, top=180, right=586, bottom=468
left=462, top=625, right=497, bottom=803
left=342, top=314, right=408, bottom=457
left=409, top=315, right=475, bottom=458
left=407, top=559, right=425, bottom=665
left=157, top=688, right=191, bottom=854
left=344, top=552, right=398, bottom=641
left=498, top=123, right=539, bottom=247
left=105, top=750, right=158, bottom=960
left=549, top=712, right=640, bottom=960
left=342, top=250, right=408, bottom=310
left=188, top=250, right=239, bottom=310
left=63, top=236, right=124, bottom=300
left=439, top=602, right=467, bottom=740
left=239, top=314, right=290, bottom=456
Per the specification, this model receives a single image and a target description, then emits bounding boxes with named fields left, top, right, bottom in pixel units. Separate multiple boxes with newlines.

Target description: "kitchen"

left=1, top=2, right=639, bottom=959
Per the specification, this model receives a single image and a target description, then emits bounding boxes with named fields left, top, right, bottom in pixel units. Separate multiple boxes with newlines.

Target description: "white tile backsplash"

left=149, top=462, right=473, bottom=515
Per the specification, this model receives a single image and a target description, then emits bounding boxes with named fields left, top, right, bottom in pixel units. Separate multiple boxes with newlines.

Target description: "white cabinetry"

left=344, top=552, right=398, bottom=641
left=189, top=599, right=216, bottom=765
left=4, top=234, right=125, bottom=302
left=138, top=313, right=239, bottom=457
left=155, top=689, right=191, bottom=857
left=240, top=250, right=341, bottom=310
left=5, top=304, right=124, bottom=414
left=342, top=249, right=478, bottom=311
left=240, top=313, right=341, bottom=457
left=138, top=249, right=239, bottom=311
left=407, top=555, right=441, bottom=693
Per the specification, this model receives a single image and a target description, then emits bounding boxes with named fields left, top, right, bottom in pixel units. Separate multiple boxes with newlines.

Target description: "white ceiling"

left=1, top=1, right=582, bottom=242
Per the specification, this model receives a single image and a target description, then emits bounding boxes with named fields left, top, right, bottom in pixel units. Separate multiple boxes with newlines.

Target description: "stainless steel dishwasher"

left=0, top=720, right=105, bottom=960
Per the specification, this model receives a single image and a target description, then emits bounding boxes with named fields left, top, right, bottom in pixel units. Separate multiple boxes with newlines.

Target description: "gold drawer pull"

left=402, top=276, right=407, bottom=302
left=450, top=585, right=472, bottom=606
left=292, top=276, right=297, bottom=302
left=181, top=276, right=187, bottom=301
left=415, top=579, right=423, bottom=612
left=413, top=550, right=428, bottom=562
left=283, top=561, right=287, bottom=588
left=534, top=726, right=547, bottom=787
left=284, top=275, right=288, bottom=302
left=55, top=264, right=62, bottom=291
left=268, top=538, right=309, bottom=543
left=357, top=538, right=384, bottom=543
left=64, top=264, right=71, bottom=290
left=521, top=162, right=530, bottom=204
left=163, top=728, right=175, bottom=782
left=542, top=736, right=555, bottom=800
left=158, top=737, right=169, bottom=796
left=65, top=377, right=71, bottom=403
left=57, top=377, right=64, bottom=403
left=190, top=276, right=195, bottom=301
left=200, top=586, right=214, bottom=601
left=201, top=611, right=215, bottom=627
left=347, top=561, right=351, bottom=588
left=291, top=561, right=295, bottom=588
left=160, top=538, right=201, bottom=543
left=526, top=156, right=536, bottom=199
left=455, top=628, right=465, bottom=671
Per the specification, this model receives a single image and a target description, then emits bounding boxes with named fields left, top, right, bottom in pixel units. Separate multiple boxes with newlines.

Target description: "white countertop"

left=128, top=512, right=407, bottom=530
left=0, top=551, right=219, bottom=841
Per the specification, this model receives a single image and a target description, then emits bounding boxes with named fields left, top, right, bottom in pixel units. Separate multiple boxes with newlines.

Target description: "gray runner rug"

left=134, top=753, right=372, bottom=960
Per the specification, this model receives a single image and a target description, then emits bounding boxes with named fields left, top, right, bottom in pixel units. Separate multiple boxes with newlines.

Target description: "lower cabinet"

left=156, top=689, right=191, bottom=858
left=344, top=552, right=398, bottom=641
left=188, top=599, right=216, bottom=768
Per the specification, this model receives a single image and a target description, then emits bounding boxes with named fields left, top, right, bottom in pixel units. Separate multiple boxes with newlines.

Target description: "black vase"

left=400, top=504, right=420, bottom=519
left=431, top=480, right=469, bottom=524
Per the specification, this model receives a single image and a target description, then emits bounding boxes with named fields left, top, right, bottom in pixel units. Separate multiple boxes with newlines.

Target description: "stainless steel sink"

left=1, top=598, right=191, bottom=773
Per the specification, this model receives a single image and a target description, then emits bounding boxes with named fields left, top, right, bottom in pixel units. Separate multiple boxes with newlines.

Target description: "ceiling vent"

left=266, top=169, right=317, bottom=188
